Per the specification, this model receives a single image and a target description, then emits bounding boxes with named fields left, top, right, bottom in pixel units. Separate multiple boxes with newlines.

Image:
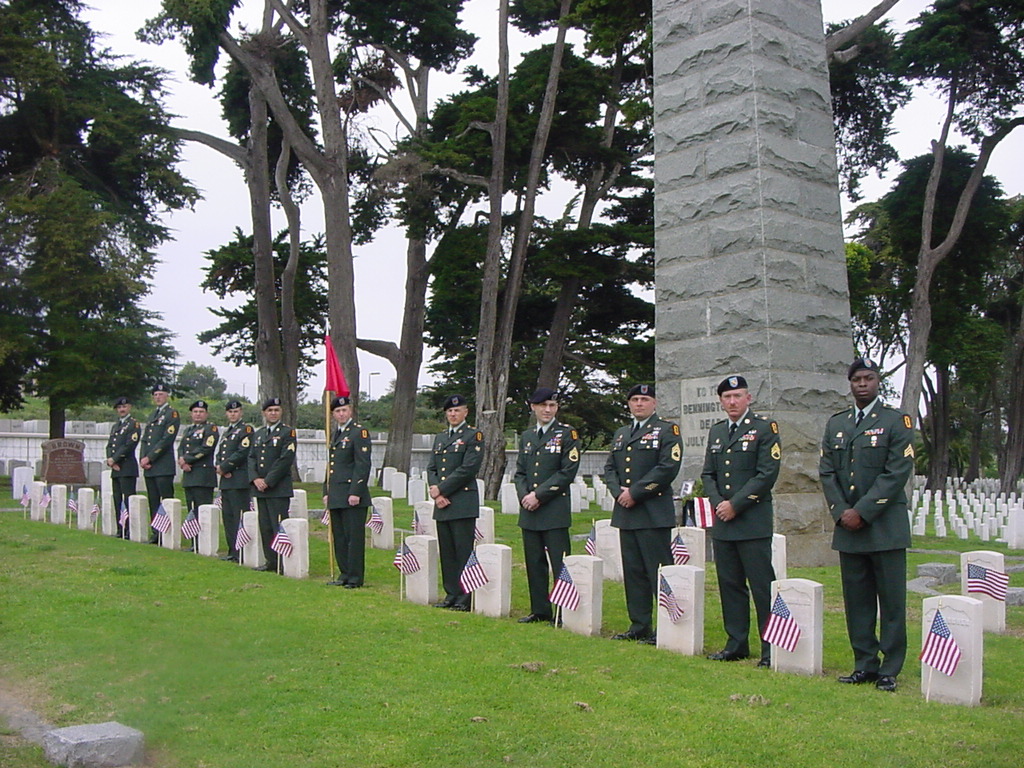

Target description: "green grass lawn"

left=1, top=485, right=1022, bottom=768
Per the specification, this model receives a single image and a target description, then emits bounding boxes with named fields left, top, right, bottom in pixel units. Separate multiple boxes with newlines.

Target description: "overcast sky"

left=80, top=0, right=1023, bottom=402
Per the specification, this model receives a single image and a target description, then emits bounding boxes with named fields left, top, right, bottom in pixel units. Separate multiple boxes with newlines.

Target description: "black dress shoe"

left=254, top=564, right=272, bottom=572
left=707, top=650, right=748, bottom=661
left=838, top=670, right=879, bottom=684
left=343, top=583, right=360, bottom=589
left=756, top=658, right=771, bottom=668
left=875, top=675, right=897, bottom=692
left=433, top=601, right=453, bottom=608
left=612, top=630, right=654, bottom=641
left=518, top=614, right=553, bottom=624
left=638, top=634, right=657, bottom=646
left=449, top=603, right=470, bottom=612
left=326, top=579, right=346, bottom=586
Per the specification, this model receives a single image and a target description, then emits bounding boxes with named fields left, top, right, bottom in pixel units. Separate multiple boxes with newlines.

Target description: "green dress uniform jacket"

left=216, top=422, right=254, bottom=490
left=179, top=423, right=219, bottom=488
left=248, top=423, right=297, bottom=498
left=427, top=424, right=484, bottom=520
left=819, top=404, right=914, bottom=552
left=324, top=421, right=372, bottom=508
left=700, top=413, right=781, bottom=542
left=514, top=422, right=580, bottom=531
left=106, top=417, right=140, bottom=478
left=140, top=404, right=180, bottom=477
left=604, top=415, right=682, bottom=529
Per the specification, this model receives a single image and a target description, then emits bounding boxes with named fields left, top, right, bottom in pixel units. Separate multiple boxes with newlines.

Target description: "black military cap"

left=224, top=400, right=243, bottom=410
left=152, top=381, right=171, bottom=394
left=442, top=394, right=467, bottom=410
left=113, top=396, right=131, bottom=407
left=528, top=387, right=559, bottom=404
left=717, top=375, right=749, bottom=396
left=190, top=400, right=208, bottom=411
left=627, top=383, right=655, bottom=399
left=331, top=396, right=351, bottom=409
left=262, top=397, right=282, bottom=410
left=847, top=357, right=880, bottom=379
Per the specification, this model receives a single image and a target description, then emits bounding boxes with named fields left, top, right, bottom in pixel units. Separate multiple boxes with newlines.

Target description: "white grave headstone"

left=920, top=596, right=983, bottom=706
left=392, top=472, right=408, bottom=500
left=476, top=478, right=486, bottom=502
left=76, top=487, right=95, bottom=531
left=30, top=481, right=46, bottom=521
left=281, top=517, right=309, bottom=578
left=769, top=578, right=823, bottom=676
left=656, top=565, right=705, bottom=656
left=594, top=519, right=623, bottom=582
left=670, top=526, right=706, bottom=570
left=127, top=495, right=149, bottom=543
left=413, top=501, right=438, bottom=538
left=960, top=550, right=1007, bottom=633
left=198, top=504, right=221, bottom=557
left=381, top=466, right=397, bottom=493
left=472, top=543, right=512, bottom=618
left=100, top=469, right=112, bottom=513
left=289, top=488, right=308, bottom=518
left=772, top=534, right=788, bottom=581
left=570, top=484, right=582, bottom=514
left=370, top=496, right=395, bottom=550
left=408, top=477, right=427, bottom=504
left=240, top=510, right=265, bottom=568
left=500, top=483, right=519, bottom=515
left=12, top=466, right=34, bottom=501
left=160, top=499, right=183, bottom=551
left=100, top=492, right=116, bottom=536
left=402, top=535, right=439, bottom=606
left=49, top=484, right=67, bottom=525
left=560, top=555, right=603, bottom=637
left=476, top=506, right=495, bottom=544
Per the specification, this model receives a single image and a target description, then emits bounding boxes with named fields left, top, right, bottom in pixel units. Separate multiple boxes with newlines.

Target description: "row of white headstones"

left=911, top=487, right=1024, bottom=549
left=11, top=465, right=1012, bottom=706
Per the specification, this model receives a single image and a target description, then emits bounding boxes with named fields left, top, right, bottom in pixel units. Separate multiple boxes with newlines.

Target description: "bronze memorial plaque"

left=42, top=439, right=88, bottom=485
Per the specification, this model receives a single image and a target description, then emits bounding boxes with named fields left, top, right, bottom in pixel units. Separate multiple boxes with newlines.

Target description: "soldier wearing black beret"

left=178, top=400, right=219, bottom=532
left=248, top=398, right=297, bottom=572
left=139, top=382, right=179, bottom=543
left=106, top=397, right=140, bottom=538
left=217, top=400, right=253, bottom=562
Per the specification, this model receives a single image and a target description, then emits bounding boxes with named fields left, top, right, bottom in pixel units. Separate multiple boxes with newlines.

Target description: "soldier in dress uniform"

left=106, top=396, right=140, bottom=539
left=216, top=400, right=253, bottom=562
left=178, top=400, right=219, bottom=526
left=427, top=394, right=484, bottom=611
left=139, top=382, right=179, bottom=543
left=701, top=375, right=781, bottom=666
left=513, top=387, right=580, bottom=623
left=322, top=396, right=372, bottom=588
left=820, top=358, right=914, bottom=693
left=604, top=384, right=683, bottom=642
left=248, top=398, right=296, bottom=573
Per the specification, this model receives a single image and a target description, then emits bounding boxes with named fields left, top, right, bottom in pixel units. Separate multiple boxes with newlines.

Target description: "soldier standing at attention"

left=427, top=394, right=484, bottom=612
left=604, top=384, right=682, bottom=643
left=139, top=382, right=179, bottom=543
left=701, top=376, right=781, bottom=667
left=820, top=358, right=914, bottom=693
left=248, top=398, right=296, bottom=573
left=514, top=387, right=580, bottom=624
left=216, top=400, right=253, bottom=562
left=106, top=396, right=140, bottom=539
left=178, top=400, right=219, bottom=521
left=322, top=395, right=373, bottom=588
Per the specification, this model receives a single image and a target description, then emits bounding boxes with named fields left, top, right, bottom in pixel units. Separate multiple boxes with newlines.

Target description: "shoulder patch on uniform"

left=569, top=447, right=579, bottom=462
left=571, top=430, right=578, bottom=440
left=672, top=424, right=680, bottom=436
left=671, top=444, right=681, bottom=461
left=245, top=425, right=253, bottom=433
left=904, top=444, right=915, bottom=458
left=241, top=437, right=250, bottom=448
left=290, top=429, right=297, bottom=437
left=211, top=425, right=219, bottom=433
left=770, top=421, right=779, bottom=434
left=771, top=443, right=781, bottom=460
left=476, top=431, right=483, bottom=441
left=132, top=433, right=139, bottom=441
left=171, top=410, right=179, bottom=418
left=205, top=435, right=216, bottom=447
left=361, top=429, right=369, bottom=439
left=903, top=415, right=913, bottom=429
left=167, top=425, right=176, bottom=434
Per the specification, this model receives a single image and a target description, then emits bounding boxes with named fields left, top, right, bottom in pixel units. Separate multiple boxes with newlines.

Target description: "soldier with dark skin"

left=248, top=398, right=296, bottom=573
left=139, top=383, right=179, bottom=543
left=820, top=358, right=914, bottom=693
left=106, top=397, right=140, bottom=539
left=427, top=394, right=484, bottom=612
left=604, top=384, right=682, bottom=642
left=322, top=396, right=372, bottom=588
left=701, top=376, right=781, bottom=666
left=216, top=400, right=253, bottom=562
left=178, top=400, right=219, bottom=522
left=514, top=388, right=580, bottom=623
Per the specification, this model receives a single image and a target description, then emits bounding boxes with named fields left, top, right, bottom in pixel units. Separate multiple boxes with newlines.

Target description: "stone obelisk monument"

left=653, top=0, right=852, bottom=564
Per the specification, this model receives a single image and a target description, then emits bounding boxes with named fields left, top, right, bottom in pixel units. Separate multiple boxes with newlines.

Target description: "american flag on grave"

left=474, top=524, right=484, bottom=542
left=920, top=609, right=962, bottom=677
left=90, top=503, right=100, bottom=521
left=270, top=525, right=293, bottom=558
left=234, top=520, right=253, bottom=551
left=40, top=489, right=51, bottom=509
left=966, top=562, right=1009, bottom=601
left=411, top=509, right=426, bottom=535
left=658, top=575, right=685, bottom=624
left=694, top=497, right=715, bottom=528
left=762, top=593, right=801, bottom=653
left=392, top=541, right=421, bottom=575
left=118, top=501, right=129, bottom=527
left=459, top=551, right=489, bottom=593
left=150, top=503, right=172, bottom=534
left=320, top=508, right=331, bottom=526
left=671, top=533, right=690, bottom=565
left=67, top=497, right=79, bottom=514
left=366, top=507, right=384, bottom=534
left=214, top=494, right=223, bottom=509
left=584, top=526, right=597, bottom=557
left=181, top=509, right=202, bottom=540
left=548, top=565, right=581, bottom=611
left=20, top=485, right=31, bottom=508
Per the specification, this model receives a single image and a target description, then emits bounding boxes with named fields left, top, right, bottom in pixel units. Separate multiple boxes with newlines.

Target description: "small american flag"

left=412, top=509, right=425, bottom=535
left=68, top=497, right=79, bottom=514
left=366, top=507, right=384, bottom=533
left=584, top=526, right=597, bottom=556
left=658, top=574, right=685, bottom=623
left=40, top=489, right=51, bottom=509
left=320, top=508, right=331, bottom=526
left=270, top=525, right=293, bottom=558
left=118, top=501, right=129, bottom=527
left=694, top=497, right=714, bottom=527
left=214, top=493, right=223, bottom=509
left=393, top=541, right=421, bottom=575
left=967, top=562, right=1009, bottom=601
left=234, top=521, right=252, bottom=551
left=181, top=509, right=202, bottom=540
left=474, top=525, right=484, bottom=542
left=459, top=551, right=489, bottom=593
left=920, top=609, right=962, bottom=677
left=250, top=499, right=256, bottom=511
left=671, top=533, right=690, bottom=565
left=20, top=485, right=31, bottom=508
left=762, top=593, right=801, bottom=652
left=548, top=564, right=581, bottom=611
left=90, top=503, right=100, bottom=521
left=151, top=503, right=172, bottom=534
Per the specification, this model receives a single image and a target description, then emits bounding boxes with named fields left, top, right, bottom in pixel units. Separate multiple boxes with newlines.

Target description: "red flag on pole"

left=324, top=334, right=349, bottom=396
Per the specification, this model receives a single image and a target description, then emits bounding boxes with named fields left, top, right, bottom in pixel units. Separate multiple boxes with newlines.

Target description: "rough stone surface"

left=653, top=0, right=851, bottom=565
left=42, top=722, right=144, bottom=768
left=917, top=562, right=958, bottom=585
left=1006, top=587, right=1024, bottom=607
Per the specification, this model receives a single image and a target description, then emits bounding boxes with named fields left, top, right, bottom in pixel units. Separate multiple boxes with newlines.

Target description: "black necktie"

left=729, top=422, right=737, bottom=439
left=855, top=410, right=864, bottom=426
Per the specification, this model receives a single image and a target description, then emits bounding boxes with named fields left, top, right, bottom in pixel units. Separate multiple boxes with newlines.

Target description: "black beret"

left=262, top=397, right=282, bottom=410
left=627, top=383, right=655, bottom=399
left=442, top=394, right=467, bottom=410
left=717, top=375, right=748, bottom=396
left=224, top=400, right=243, bottom=410
left=847, top=358, right=880, bottom=379
left=331, top=396, right=351, bottom=409
left=152, top=381, right=170, bottom=394
left=113, top=397, right=131, bottom=406
left=189, top=400, right=209, bottom=411
left=528, top=387, right=559, bottom=404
